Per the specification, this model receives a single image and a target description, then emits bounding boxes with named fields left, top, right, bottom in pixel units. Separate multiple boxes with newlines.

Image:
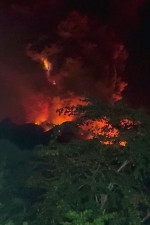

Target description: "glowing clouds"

left=47, top=95, right=87, bottom=125
left=26, top=11, right=129, bottom=103
left=24, top=94, right=87, bottom=128
left=24, top=10, right=131, bottom=135
left=23, top=93, right=49, bottom=125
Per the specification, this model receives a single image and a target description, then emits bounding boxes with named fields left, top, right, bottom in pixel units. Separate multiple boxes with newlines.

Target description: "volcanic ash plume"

left=27, top=11, right=128, bottom=107
left=0, top=0, right=147, bottom=135
left=24, top=11, right=129, bottom=128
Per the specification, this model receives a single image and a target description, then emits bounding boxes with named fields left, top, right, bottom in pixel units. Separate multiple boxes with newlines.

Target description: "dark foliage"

left=0, top=101, right=150, bottom=225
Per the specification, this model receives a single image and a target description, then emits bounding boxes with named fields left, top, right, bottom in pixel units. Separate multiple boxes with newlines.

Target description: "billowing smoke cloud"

left=0, top=0, right=147, bottom=124
left=27, top=11, right=128, bottom=103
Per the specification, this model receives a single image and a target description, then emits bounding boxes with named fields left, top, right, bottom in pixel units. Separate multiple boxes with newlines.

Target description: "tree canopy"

left=0, top=101, right=150, bottom=225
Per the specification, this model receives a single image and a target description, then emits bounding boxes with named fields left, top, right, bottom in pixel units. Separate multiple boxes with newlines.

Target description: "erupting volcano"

left=0, top=0, right=148, bottom=148
left=0, top=1, right=150, bottom=225
left=23, top=57, right=139, bottom=147
left=16, top=12, right=137, bottom=146
left=22, top=55, right=128, bottom=146
left=24, top=11, right=129, bottom=136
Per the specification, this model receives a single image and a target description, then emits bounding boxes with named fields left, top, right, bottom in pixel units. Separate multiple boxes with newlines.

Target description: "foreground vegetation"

left=0, top=101, right=150, bottom=225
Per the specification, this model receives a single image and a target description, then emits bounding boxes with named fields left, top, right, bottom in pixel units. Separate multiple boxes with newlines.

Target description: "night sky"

left=0, top=0, right=150, bottom=123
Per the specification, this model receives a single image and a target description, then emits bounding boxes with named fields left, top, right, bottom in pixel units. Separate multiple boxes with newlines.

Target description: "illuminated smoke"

left=0, top=0, right=147, bottom=135
left=0, top=1, right=146, bottom=146
left=27, top=11, right=128, bottom=104
left=24, top=10, right=131, bottom=134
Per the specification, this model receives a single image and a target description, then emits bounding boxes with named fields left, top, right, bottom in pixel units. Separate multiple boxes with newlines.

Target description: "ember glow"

left=6, top=7, right=144, bottom=147
left=27, top=56, right=137, bottom=146
left=120, top=119, right=140, bottom=129
left=79, top=118, right=127, bottom=146
left=78, top=118, right=139, bottom=146
left=47, top=96, right=87, bottom=125
left=28, top=95, right=87, bottom=129
left=80, top=118, right=119, bottom=139
left=0, top=0, right=147, bottom=142
left=23, top=56, right=139, bottom=147
left=24, top=94, right=49, bottom=125
left=119, top=141, right=127, bottom=146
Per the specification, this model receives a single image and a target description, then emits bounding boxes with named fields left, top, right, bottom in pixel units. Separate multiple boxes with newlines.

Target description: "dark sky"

left=124, top=1, right=150, bottom=107
left=0, top=0, right=150, bottom=123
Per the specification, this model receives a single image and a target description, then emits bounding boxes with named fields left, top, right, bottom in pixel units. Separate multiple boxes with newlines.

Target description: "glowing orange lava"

left=79, top=119, right=127, bottom=146
left=119, top=141, right=127, bottom=146
left=30, top=96, right=131, bottom=147
left=40, top=57, right=56, bottom=85
left=79, top=118, right=139, bottom=146
left=79, top=118, right=126, bottom=146
left=41, top=57, right=52, bottom=72
left=29, top=56, right=136, bottom=147
left=80, top=118, right=119, bottom=139
left=120, top=119, right=140, bottom=129
left=29, top=94, right=141, bottom=147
